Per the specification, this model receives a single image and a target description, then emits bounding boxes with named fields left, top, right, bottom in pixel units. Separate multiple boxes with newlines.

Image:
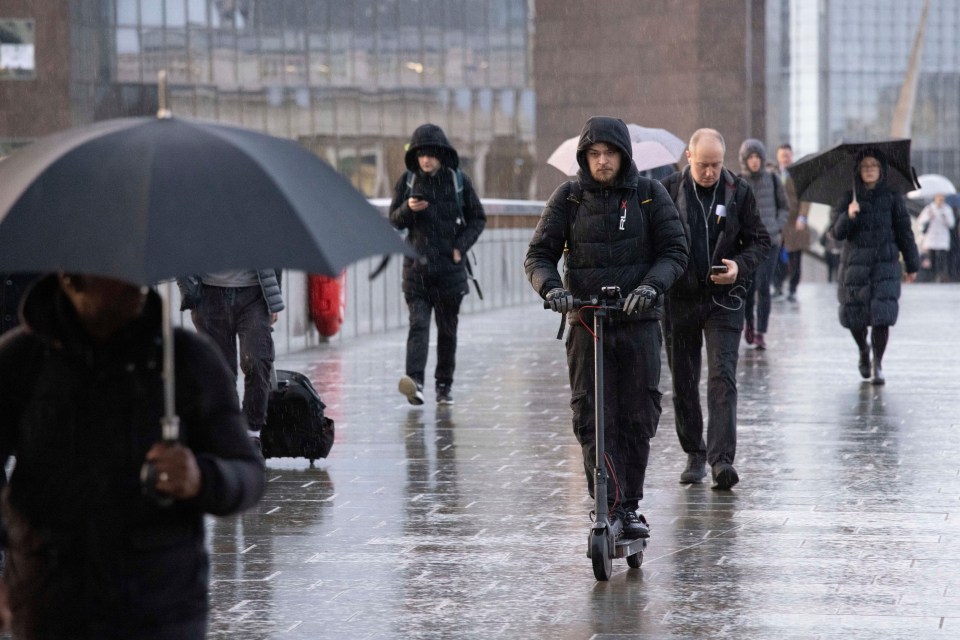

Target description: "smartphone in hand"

left=710, top=265, right=728, bottom=274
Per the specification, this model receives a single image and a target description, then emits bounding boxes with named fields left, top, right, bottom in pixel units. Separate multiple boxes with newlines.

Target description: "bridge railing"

left=169, top=198, right=547, bottom=356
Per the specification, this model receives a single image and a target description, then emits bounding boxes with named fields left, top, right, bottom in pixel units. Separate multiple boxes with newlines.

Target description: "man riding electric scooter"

left=525, top=117, right=687, bottom=554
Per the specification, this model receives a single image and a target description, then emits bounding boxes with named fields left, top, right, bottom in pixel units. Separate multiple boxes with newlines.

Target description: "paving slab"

left=206, top=282, right=960, bottom=639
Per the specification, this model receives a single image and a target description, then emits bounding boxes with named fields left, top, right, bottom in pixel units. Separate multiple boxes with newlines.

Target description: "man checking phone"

left=389, top=124, right=486, bottom=406
left=660, top=129, right=770, bottom=489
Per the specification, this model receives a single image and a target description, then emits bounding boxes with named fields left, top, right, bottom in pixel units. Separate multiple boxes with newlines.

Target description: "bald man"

left=660, top=129, right=771, bottom=490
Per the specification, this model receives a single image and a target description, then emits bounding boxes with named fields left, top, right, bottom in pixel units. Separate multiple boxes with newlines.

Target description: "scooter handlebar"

left=542, top=297, right=624, bottom=311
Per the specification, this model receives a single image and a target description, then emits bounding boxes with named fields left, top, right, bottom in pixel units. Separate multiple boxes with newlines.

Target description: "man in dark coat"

left=831, top=150, right=919, bottom=384
left=661, top=128, right=771, bottom=490
left=390, top=124, right=486, bottom=406
left=526, top=116, right=688, bottom=538
left=0, top=273, right=265, bottom=639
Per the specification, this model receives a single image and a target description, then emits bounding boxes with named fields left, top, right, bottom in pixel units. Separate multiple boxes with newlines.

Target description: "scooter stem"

left=593, top=305, right=608, bottom=523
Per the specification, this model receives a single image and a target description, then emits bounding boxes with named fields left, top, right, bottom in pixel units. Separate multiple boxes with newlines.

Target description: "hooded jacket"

left=738, top=138, right=788, bottom=245
left=0, top=275, right=265, bottom=637
left=831, top=151, right=920, bottom=329
left=525, top=116, right=688, bottom=322
left=389, top=124, right=486, bottom=299
left=661, top=164, right=771, bottom=299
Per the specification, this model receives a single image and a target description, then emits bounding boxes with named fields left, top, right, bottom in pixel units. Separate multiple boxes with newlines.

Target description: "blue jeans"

left=744, top=244, right=779, bottom=333
left=664, top=294, right=744, bottom=467
left=192, top=285, right=274, bottom=432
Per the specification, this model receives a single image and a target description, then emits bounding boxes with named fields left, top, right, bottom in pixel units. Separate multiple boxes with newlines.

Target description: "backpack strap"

left=564, top=181, right=583, bottom=251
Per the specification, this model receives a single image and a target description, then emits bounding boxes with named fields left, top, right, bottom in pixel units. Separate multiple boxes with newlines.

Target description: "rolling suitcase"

left=261, top=369, right=334, bottom=464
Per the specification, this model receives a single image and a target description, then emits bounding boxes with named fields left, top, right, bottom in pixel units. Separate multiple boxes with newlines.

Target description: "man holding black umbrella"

left=0, top=273, right=264, bottom=638
left=661, top=128, right=771, bottom=490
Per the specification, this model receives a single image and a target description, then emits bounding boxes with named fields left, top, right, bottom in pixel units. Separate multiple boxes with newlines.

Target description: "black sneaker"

left=711, top=462, right=740, bottom=490
left=680, top=453, right=707, bottom=484
left=620, top=510, right=650, bottom=539
left=436, top=384, right=454, bottom=405
left=398, top=375, right=424, bottom=405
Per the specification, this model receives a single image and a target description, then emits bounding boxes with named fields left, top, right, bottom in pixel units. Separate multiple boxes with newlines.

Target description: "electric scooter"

left=545, top=286, right=647, bottom=581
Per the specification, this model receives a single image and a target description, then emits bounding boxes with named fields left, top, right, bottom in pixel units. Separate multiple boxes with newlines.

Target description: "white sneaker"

left=398, top=375, right=424, bottom=405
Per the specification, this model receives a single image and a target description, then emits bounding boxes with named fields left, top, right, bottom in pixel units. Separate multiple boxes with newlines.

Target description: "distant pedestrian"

left=0, top=273, right=264, bottom=639
left=390, top=124, right=486, bottom=406
left=661, top=128, right=771, bottom=490
left=526, top=116, right=687, bottom=537
left=776, top=144, right=811, bottom=301
left=917, top=193, right=956, bottom=283
left=738, top=139, right=787, bottom=350
left=178, top=269, right=284, bottom=459
left=819, top=228, right=842, bottom=283
left=830, top=151, right=919, bottom=385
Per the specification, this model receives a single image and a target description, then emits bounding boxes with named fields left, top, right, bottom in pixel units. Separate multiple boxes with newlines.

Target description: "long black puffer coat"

left=525, top=116, right=688, bottom=323
left=832, top=155, right=920, bottom=329
left=0, top=275, right=265, bottom=639
left=389, top=124, right=486, bottom=300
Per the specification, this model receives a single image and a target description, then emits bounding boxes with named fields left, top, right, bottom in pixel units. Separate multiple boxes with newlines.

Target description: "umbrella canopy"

left=546, top=123, right=684, bottom=176
left=0, top=114, right=416, bottom=440
left=0, top=116, right=415, bottom=284
left=789, top=138, right=920, bottom=206
left=907, top=173, right=957, bottom=200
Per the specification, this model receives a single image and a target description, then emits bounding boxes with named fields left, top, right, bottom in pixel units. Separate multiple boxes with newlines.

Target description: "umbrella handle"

left=161, top=281, right=180, bottom=441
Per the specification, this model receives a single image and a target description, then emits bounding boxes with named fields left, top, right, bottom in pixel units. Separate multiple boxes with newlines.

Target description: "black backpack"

left=261, top=369, right=335, bottom=465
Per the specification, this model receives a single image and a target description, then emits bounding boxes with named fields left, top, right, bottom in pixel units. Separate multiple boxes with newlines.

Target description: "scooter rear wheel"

left=590, top=530, right=612, bottom=581
left=626, top=550, right=643, bottom=568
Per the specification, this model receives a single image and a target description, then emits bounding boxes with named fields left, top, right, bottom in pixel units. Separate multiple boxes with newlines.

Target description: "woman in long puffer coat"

left=831, top=151, right=920, bottom=385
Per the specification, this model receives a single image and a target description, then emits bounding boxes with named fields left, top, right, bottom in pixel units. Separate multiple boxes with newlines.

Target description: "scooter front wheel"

left=626, top=549, right=643, bottom=568
left=590, top=530, right=613, bottom=581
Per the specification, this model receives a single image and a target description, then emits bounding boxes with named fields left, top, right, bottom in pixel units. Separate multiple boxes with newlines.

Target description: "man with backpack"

left=525, top=116, right=687, bottom=538
left=660, top=128, right=771, bottom=490
left=390, top=124, right=486, bottom=406
left=738, top=138, right=788, bottom=350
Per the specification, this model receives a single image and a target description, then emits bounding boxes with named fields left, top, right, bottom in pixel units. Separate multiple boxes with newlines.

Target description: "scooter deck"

left=613, top=536, right=647, bottom=559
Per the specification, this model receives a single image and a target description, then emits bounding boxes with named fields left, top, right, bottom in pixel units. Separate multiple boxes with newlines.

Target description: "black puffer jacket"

left=0, top=275, right=265, bottom=637
left=661, top=165, right=771, bottom=299
left=389, top=124, right=486, bottom=300
left=831, top=152, right=920, bottom=329
left=525, top=116, right=688, bottom=323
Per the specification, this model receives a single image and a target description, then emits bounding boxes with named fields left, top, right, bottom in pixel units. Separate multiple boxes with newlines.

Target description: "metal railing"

left=169, top=199, right=546, bottom=356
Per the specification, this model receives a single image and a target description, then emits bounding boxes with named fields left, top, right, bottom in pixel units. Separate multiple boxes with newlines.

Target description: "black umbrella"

left=0, top=111, right=415, bottom=439
left=789, top=138, right=920, bottom=206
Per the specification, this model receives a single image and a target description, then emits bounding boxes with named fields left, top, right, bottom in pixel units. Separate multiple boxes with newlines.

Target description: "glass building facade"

left=82, top=0, right=536, bottom=198
left=784, top=0, right=960, bottom=184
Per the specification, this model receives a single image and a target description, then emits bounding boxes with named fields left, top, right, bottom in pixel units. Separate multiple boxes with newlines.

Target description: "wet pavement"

left=207, top=282, right=960, bottom=639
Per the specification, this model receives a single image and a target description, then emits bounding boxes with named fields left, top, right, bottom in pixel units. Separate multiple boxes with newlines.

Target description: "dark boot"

left=858, top=348, right=871, bottom=379
left=680, top=453, right=708, bottom=484
left=711, top=462, right=740, bottom=490
left=871, top=361, right=885, bottom=385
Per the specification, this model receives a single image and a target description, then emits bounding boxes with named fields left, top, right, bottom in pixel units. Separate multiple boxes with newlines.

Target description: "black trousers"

left=405, top=293, right=464, bottom=388
left=566, top=320, right=662, bottom=511
left=192, top=285, right=274, bottom=432
left=664, top=294, right=744, bottom=467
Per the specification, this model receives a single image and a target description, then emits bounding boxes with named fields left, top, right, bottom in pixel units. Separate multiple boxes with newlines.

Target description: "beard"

left=591, top=167, right=617, bottom=185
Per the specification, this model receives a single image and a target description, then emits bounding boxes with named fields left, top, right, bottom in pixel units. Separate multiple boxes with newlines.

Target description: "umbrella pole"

left=161, top=281, right=180, bottom=441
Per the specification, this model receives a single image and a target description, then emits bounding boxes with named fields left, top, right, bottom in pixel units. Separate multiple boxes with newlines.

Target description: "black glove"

left=623, top=284, right=658, bottom=315
left=545, top=288, right=574, bottom=314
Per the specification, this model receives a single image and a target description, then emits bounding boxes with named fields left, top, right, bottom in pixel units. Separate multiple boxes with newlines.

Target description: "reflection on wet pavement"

left=206, top=284, right=960, bottom=639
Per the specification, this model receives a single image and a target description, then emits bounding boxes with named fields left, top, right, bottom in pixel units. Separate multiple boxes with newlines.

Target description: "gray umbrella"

left=0, top=112, right=415, bottom=439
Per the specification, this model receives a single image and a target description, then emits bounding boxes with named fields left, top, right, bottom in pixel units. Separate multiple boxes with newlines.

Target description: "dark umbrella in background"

left=0, top=72, right=415, bottom=440
left=789, top=138, right=920, bottom=206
